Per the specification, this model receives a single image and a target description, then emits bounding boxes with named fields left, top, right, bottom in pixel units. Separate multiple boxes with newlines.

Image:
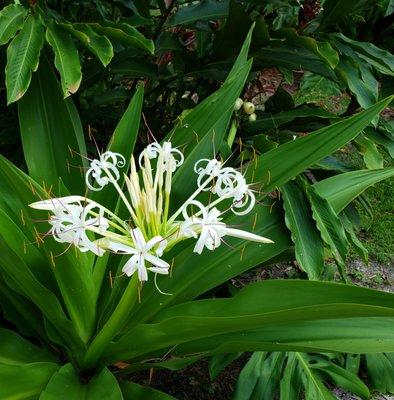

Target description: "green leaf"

left=5, top=14, right=45, bottom=104
left=296, top=353, right=336, bottom=400
left=247, top=97, right=393, bottom=193
left=334, top=33, right=394, bottom=76
left=0, top=362, right=59, bottom=400
left=105, top=280, right=394, bottom=362
left=45, top=21, right=82, bottom=97
left=0, top=4, right=27, bottom=45
left=90, top=21, right=154, bottom=54
left=246, top=106, right=336, bottom=133
left=276, top=28, right=339, bottom=68
left=254, top=47, right=337, bottom=80
left=306, top=185, right=348, bottom=280
left=313, top=167, right=394, bottom=213
left=40, top=364, right=123, bottom=400
left=165, top=0, right=229, bottom=27
left=280, top=353, right=301, bottom=400
left=233, top=352, right=285, bottom=400
left=354, top=133, right=384, bottom=169
left=18, top=55, right=87, bottom=193
left=366, top=353, right=394, bottom=393
left=0, top=328, right=55, bottom=365
left=282, top=181, right=324, bottom=280
left=61, top=23, right=113, bottom=67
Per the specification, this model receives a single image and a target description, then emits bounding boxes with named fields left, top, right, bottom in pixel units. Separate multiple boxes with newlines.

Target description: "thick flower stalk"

left=30, top=142, right=273, bottom=283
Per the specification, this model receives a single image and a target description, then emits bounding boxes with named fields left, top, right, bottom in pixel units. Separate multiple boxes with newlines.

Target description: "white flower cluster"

left=30, top=142, right=273, bottom=283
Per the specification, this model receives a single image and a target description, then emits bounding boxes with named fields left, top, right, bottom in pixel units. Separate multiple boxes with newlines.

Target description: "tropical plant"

left=0, top=27, right=393, bottom=399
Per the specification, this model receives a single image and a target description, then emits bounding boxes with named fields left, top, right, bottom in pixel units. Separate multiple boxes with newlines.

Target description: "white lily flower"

left=108, top=227, right=169, bottom=281
left=180, top=201, right=273, bottom=254
left=139, top=142, right=184, bottom=172
left=86, top=151, right=126, bottom=191
left=49, top=202, right=108, bottom=256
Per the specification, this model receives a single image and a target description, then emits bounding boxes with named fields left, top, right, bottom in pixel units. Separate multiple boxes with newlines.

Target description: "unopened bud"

left=248, top=113, right=257, bottom=122
left=234, top=98, right=243, bottom=111
left=243, top=102, right=255, bottom=115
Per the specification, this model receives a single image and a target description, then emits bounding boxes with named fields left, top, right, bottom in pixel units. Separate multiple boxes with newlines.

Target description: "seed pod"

left=243, top=102, right=255, bottom=115
left=248, top=113, right=257, bottom=122
left=234, top=98, right=243, bottom=111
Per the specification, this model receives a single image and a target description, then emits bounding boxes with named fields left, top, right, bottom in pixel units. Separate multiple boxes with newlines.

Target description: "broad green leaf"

left=254, top=47, right=337, bottom=80
left=341, top=213, right=368, bottom=263
left=313, top=167, right=394, bottom=213
left=40, top=364, right=123, bottom=400
left=334, top=33, right=394, bottom=76
left=174, top=316, right=394, bottom=356
left=90, top=21, right=154, bottom=54
left=105, top=281, right=394, bottom=362
left=354, top=134, right=384, bottom=169
left=0, top=362, right=59, bottom=400
left=0, top=156, right=95, bottom=346
left=276, top=28, right=339, bottom=68
left=0, top=4, right=27, bottom=45
left=0, top=328, right=55, bottom=365
left=247, top=97, right=393, bottom=193
left=0, top=238, right=83, bottom=352
left=366, top=353, right=394, bottom=393
left=61, top=23, right=113, bottom=67
left=307, top=354, right=370, bottom=399
left=233, top=352, right=285, bottom=400
left=280, top=353, right=301, bottom=400
left=45, top=21, right=82, bottom=97
left=121, top=382, right=177, bottom=400
left=336, top=57, right=377, bottom=109
left=18, top=55, right=87, bottom=193
left=282, top=181, right=324, bottom=280
left=246, top=106, right=335, bottom=133
left=5, top=14, right=44, bottom=104
left=306, top=185, right=348, bottom=280
left=296, top=353, right=336, bottom=400
left=165, top=0, right=229, bottom=27
left=0, top=280, right=47, bottom=338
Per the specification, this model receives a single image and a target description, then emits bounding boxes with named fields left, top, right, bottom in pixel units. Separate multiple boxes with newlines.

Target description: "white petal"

left=131, top=227, right=146, bottom=249
left=144, top=253, right=170, bottom=269
left=225, top=227, right=274, bottom=243
left=107, top=241, right=137, bottom=254
left=122, top=256, right=139, bottom=277
left=148, top=266, right=169, bottom=275
left=29, top=196, right=86, bottom=210
left=143, top=235, right=165, bottom=253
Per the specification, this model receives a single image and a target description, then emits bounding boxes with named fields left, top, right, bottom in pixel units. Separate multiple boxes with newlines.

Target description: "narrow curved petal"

left=144, top=253, right=170, bottom=269
left=225, top=227, right=274, bottom=243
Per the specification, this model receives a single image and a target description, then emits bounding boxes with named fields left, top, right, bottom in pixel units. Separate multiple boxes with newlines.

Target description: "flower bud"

left=243, top=102, right=255, bottom=115
left=248, top=113, right=257, bottom=122
left=234, top=98, right=243, bottom=111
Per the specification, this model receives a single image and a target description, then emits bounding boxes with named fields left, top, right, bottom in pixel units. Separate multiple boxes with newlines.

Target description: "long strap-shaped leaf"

left=247, top=96, right=393, bottom=194
left=313, top=167, right=394, bottom=213
left=45, top=21, right=82, bottom=97
left=5, top=14, right=44, bottom=104
left=0, top=4, right=27, bottom=45
left=105, top=280, right=394, bottom=362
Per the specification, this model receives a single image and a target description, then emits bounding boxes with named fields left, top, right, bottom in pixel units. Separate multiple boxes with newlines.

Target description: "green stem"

left=81, top=275, right=139, bottom=371
left=227, top=119, right=238, bottom=148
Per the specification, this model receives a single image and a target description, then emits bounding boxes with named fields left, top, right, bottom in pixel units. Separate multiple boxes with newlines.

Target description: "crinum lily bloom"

left=180, top=201, right=273, bottom=254
left=30, top=141, right=273, bottom=283
left=108, top=228, right=169, bottom=281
